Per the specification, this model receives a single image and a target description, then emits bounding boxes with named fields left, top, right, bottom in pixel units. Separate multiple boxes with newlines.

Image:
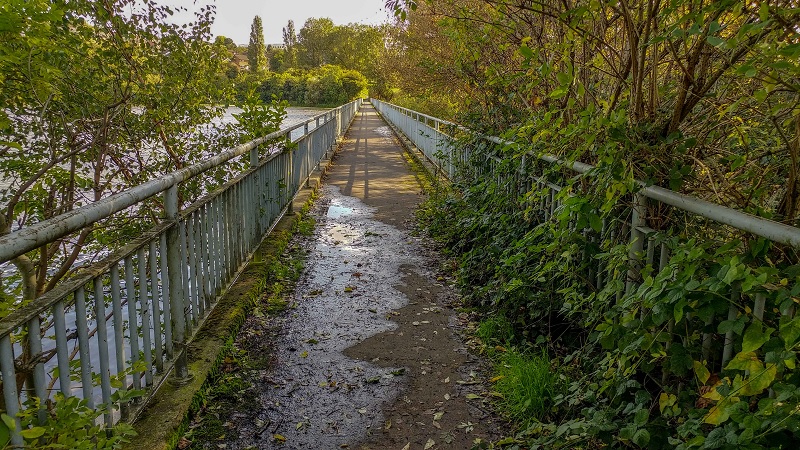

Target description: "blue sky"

left=162, top=0, right=389, bottom=44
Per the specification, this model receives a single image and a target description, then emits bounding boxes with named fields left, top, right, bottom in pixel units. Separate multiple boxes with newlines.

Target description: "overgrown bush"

left=399, top=0, right=800, bottom=447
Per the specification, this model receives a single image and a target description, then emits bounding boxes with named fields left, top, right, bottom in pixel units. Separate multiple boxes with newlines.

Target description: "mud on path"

left=210, top=105, right=507, bottom=449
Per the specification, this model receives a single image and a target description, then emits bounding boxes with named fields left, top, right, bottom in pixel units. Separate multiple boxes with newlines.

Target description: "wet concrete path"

left=217, top=105, right=505, bottom=449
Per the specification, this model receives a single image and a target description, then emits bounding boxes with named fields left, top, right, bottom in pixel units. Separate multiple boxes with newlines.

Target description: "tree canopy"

left=247, top=15, right=267, bottom=73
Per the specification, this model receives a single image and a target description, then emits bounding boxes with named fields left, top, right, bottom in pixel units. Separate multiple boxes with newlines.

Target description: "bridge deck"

left=200, top=104, right=505, bottom=448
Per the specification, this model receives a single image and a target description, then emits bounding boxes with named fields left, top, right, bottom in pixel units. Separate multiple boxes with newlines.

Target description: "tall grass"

left=477, top=316, right=562, bottom=425
left=494, top=348, right=562, bottom=426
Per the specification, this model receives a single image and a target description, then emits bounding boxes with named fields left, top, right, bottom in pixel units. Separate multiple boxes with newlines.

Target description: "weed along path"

left=190, top=105, right=506, bottom=449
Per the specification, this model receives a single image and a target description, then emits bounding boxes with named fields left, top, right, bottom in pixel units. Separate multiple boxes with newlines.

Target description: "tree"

left=1, top=0, right=233, bottom=304
left=247, top=15, right=267, bottom=73
left=297, top=18, right=335, bottom=67
left=282, top=20, right=298, bottom=69
left=382, top=0, right=800, bottom=447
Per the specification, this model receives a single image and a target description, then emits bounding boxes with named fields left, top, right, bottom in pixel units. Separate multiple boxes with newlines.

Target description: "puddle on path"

left=222, top=185, right=429, bottom=449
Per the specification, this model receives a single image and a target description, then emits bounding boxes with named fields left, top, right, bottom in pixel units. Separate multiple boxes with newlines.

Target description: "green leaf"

left=779, top=316, right=800, bottom=350
left=704, top=395, right=739, bottom=425
left=20, top=427, right=46, bottom=440
left=634, top=408, right=649, bottom=426
left=0, top=414, right=15, bottom=431
left=0, top=417, right=9, bottom=447
left=693, top=360, right=711, bottom=384
left=741, top=364, right=777, bottom=395
left=726, top=351, right=763, bottom=373
left=632, top=429, right=650, bottom=447
left=589, top=214, right=603, bottom=233
left=741, top=322, right=772, bottom=353
left=706, top=36, right=725, bottom=47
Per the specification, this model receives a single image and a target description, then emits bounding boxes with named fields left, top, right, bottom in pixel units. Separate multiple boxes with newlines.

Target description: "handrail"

left=372, top=96, right=800, bottom=392
left=372, top=98, right=800, bottom=249
left=0, top=98, right=362, bottom=443
left=0, top=108, right=341, bottom=264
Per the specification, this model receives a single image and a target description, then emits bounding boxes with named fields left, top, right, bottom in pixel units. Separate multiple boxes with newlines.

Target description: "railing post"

left=305, top=123, right=311, bottom=188
left=250, top=144, right=259, bottom=168
left=287, top=149, right=295, bottom=216
left=165, top=184, right=191, bottom=383
left=626, top=192, right=647, bottom=294
left=0, top=335, right=22, bottom=446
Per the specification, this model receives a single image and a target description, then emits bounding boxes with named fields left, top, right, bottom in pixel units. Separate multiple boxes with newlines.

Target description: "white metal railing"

left=372, top=97, right=799, bottom=385
left=0, top=99, right=361, bottom=444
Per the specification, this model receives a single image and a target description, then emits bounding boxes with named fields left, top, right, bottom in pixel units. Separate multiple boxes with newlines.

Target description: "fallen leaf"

left=300, top=351, right=308, bottom=358
left=305, top=338, right=319, bottom=344
left=489, top=375, right=505, bottom=383
left=365, top=376, right=381, bottom=384
left=344, top=286, right=356, bottom=293
left=391, top=368, right=406, bottom=376
left=443, top=377, right=450, bottom=383
left=358, top=408, right=367, bottom=415
left=465, top=393, right=483, bottom=400
left=433, top=411, right=444, bottom=421
left=424, top=439, right=435, bottom=449
left=401, top=444, right=410, bottom=450
left=457, top=421, right=474, bottom=433
left=177, top=438, right=191, bottom=450
left=444, top=393, right=451, bottom=400
left=385, top=419, right=392, bottom=430
left=273, top=434, right=287, bottom=443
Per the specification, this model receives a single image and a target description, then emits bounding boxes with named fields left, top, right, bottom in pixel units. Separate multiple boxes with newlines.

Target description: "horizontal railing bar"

left=0, top=108, right=340, bottom=264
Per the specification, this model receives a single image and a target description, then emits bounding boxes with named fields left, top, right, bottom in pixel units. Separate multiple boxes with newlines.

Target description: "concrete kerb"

left=128, top=131, right=351, bottom=450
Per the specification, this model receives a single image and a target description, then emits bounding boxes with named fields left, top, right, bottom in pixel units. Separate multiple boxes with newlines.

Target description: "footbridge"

left=2, top=98, right=800, bottom=446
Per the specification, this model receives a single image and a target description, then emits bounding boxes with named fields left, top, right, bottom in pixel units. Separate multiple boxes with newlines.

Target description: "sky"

left=163, top=0, right=390, bottom=45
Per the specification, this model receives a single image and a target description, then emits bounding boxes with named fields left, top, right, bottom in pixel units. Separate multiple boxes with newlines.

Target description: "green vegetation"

left=3, top=394, right=137, bottom=449
left=220, top=17, right=385, bottom=106
left=493, top=349, right=562, bottom=427
left=0, top=1, right=283, bottom=446
left=247, top=16, right=268, bottom=73
left=393, top=0, right=800, bottom=448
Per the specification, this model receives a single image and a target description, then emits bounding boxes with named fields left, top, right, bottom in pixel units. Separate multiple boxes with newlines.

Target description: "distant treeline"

left=217, top=17, right=384, bottom=107
left=234, top=66, right=368, bottom=107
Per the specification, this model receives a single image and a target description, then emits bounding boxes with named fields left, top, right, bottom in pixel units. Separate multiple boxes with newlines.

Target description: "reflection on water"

left=0, top=107, right=329, bottom=193
left=222, top=106, right=328, bottom=142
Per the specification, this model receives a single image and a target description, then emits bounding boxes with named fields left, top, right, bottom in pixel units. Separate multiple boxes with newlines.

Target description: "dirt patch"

left=195, top=105, right=508, bottom=449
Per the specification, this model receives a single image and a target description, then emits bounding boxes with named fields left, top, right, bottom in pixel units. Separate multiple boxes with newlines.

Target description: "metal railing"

left=373, top=97, right=800, bottom=384
left=0, top=99, right=361, bottom=443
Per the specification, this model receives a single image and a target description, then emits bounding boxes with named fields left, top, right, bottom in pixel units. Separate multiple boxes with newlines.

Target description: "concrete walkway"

left=199, top=104, right=505, bottom=449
